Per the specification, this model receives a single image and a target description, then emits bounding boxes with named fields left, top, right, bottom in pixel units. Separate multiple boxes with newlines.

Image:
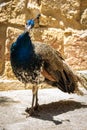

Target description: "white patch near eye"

left=25, top=25, right=31, bottom=32
left=27, top=25, right=32, bottom=30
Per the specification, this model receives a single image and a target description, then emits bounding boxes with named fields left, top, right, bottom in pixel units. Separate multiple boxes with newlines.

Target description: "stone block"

left=81, top=0, right=87, bottom=13
left=8, top=0, right=26, bottom=25
left=4, top=61, right=17, bottom=79
left=80, top=8, right=87, bottom=27
left=64, top=30, right=87, bottom=70
left=39, top=14, right=59, bottom=28
left=40, top=0, right=81, bottom=29
left=0, top=25, right=6, bottom=75
left=0, top=1, right=12, bottom=23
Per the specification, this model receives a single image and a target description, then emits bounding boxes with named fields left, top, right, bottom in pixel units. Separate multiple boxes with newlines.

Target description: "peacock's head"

left=25, top=14, right=40, bottom=32
left=25, top=19, right=34, bottom=31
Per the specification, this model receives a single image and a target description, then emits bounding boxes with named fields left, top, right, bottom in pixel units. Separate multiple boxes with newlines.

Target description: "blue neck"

left=11, top=32, right=34, bottom=65
left=16, top=32, right=33, bottom=48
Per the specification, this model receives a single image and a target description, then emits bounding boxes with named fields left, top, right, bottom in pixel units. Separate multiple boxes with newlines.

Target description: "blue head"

left=25, top=19, right=35, bottom=32
left=25, top=14, right=41, bottom=32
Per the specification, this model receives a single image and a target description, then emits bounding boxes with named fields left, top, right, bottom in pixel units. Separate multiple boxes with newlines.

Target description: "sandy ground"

left=0, top=88, right=87, bottom=130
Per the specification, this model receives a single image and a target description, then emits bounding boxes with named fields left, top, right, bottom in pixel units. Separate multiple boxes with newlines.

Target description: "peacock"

left=10, top=14, right=83, bottom=116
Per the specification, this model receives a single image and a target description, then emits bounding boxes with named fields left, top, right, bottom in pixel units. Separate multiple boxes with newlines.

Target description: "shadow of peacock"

left=10, top=14, right=83, bottom=116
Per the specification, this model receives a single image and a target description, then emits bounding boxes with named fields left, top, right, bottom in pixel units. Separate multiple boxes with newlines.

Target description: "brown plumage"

left=34, top=42, right=80, bottom=94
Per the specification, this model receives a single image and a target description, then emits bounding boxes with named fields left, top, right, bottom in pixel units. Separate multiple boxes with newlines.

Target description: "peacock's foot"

left=25, top=107, right=34, bottom=116
left=25, top=107, right=40, bottom=117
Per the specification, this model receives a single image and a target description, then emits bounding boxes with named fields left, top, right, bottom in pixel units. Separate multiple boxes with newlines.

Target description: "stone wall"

left=0, top=0, right=87, bottom=78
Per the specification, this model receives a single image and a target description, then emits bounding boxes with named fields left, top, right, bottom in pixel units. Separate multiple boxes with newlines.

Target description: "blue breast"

left=11, top=32, right=34, bottom=66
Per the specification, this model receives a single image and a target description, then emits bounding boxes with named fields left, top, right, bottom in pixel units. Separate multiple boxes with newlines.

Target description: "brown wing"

left=34, top=42, right=64, bottom=70
left=34, top=42, right=64, bottom=82
left=34, top=42, right=81, bottom=94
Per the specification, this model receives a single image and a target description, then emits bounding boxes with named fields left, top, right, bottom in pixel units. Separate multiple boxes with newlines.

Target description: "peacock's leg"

left=34, top=87, right=39, bottom=110
left=25, top=85, right=39, bottom=116
left=31, top=93, right=35, bottom=110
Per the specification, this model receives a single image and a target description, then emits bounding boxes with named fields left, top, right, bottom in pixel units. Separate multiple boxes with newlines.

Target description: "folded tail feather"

left=50, top=61, right=84, bottom=95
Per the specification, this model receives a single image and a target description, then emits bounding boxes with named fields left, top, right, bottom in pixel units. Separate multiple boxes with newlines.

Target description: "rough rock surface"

left=80, top=8, right=87, bottom=27
left=40, top=0, right=81, bottom=29
left=64, top=29, right=87, bottom=70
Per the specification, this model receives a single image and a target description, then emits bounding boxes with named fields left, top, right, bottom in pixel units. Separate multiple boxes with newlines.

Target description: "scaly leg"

left=25, top=85, right=39, bottom=116
left=34, top=87, right=39, bottom=110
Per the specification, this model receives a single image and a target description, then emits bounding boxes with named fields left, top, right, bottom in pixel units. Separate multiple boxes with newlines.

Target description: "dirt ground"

left=0, top=88, right=87, bottom=130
